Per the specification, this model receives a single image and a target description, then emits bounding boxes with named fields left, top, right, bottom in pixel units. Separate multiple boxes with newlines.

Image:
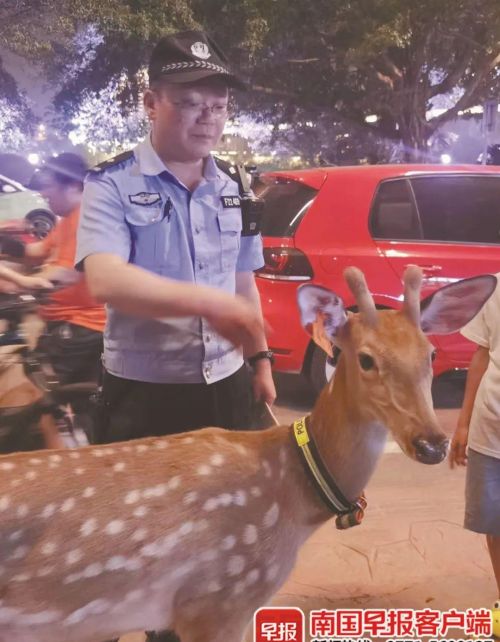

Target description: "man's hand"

left=15, top=274, right=54, bottom=291
left=204, top=293, right=265, bottom=352
left=251, top=359, right=277, bottom=405
left=449, top=423, right=469, bottom=469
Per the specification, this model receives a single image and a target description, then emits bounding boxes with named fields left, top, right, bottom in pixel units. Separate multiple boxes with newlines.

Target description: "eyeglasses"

left=170, top=100, right=230, bottom=120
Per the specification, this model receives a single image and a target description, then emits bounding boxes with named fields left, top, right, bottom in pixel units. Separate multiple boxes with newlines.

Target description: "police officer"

left=76, top=30, right=276, bottom=443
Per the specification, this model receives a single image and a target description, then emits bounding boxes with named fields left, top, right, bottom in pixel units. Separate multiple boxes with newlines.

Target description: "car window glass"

left=257, top=179, right=318, bottom=237
left=410, top=176, right=500, bottom=244
left=370, top=179, right=422, bottom=240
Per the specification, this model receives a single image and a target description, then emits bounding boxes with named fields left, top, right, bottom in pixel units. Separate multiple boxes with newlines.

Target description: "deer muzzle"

left=412, top=436, right=449, bottom=464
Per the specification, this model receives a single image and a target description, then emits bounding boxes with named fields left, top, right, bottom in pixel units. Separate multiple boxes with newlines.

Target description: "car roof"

left=262, top=163, right=500, bottom=189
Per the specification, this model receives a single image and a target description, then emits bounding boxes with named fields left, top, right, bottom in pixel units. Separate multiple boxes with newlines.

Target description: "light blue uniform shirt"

left=76, top=137, right=264, bottom=384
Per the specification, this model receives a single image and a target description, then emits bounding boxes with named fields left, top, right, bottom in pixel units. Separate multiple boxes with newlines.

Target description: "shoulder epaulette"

left=89, top=150, right=134, bottom=174
left=214, top=156, right=240, bottom=182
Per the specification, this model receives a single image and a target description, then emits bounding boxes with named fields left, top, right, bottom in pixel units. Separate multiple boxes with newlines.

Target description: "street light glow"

left=365, top=114, right=379, bottom=123
left=440, top=153, right=452, bottom=164
left=27, top=153, right=40, bottom=165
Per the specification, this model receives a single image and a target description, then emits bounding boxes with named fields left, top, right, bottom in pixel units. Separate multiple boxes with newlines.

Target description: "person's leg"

left=487, top=534, right=500, bottom=597
left=210, top=365, right=253, bottom=430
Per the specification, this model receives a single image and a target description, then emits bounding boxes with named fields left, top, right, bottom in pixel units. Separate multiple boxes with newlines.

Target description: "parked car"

left=0, top=174, right=56, bottom=239
left=254, top=164, right=500, bottom=393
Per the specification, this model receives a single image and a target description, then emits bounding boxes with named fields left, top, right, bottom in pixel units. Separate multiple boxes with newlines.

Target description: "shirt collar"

left=135, top=135, right=225, bottom=185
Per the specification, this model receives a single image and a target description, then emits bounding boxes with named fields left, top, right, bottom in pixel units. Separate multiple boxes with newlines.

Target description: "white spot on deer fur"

left=0, top=462, right=14, bottom=470
left=65, top=599, right=109, bottom=625
left=235, top=443, right=247, bottom=456
left=246, top=568, right=260, bottom=585
left=37, top=566, right=54, bottom=577
left=183, top=491, right=198, bottom=505
left=105, top=556, right=127, bottom=571
left=83, top=487, right=95, bottom=498
left=0, top=605, right=21, bottom=624
left=125, top=557, right=143, bottom=571
left=219, top=493, right=233, bottom=507
left=0, top=496, right=9, bottom=511
left=221, top=535, right=236, bottom=551
left=64, top=572, right=82, bottom=584
left=181, top=436, right=194, bottom=445
left=195, top=519, right=209, bottom=532
left=132, top=527, right=148, bottom=542
left=279, top=447, right=287, bottom=464
left=8, top=530, right=23, bottom=542
left=80, top=518, right=97, bottom=537
left=243, top=524, right=258, bottom=545
left=25, top=470, right=37, bottom=480
left=105, top=520, right=125, bottom=535
left=133, top=506, right=148, bottom=518
left=210, top=453, right=225, bottom=466
left=171, top=560, right=195, bottom=579
left=20, top=610, right=61, bottom=625
left=207, top=580, right=221, bottom=593
left=167, top=476, right=180, bottom=490
left=125, top=589, right=144, bottom=602
left=250, top=486, right=262, bottom=498
left=262, top=460, right=272, bottom=478
left=136, top=444, right=148, bottom=453
left=69, top=451, right=80, bottom=459
left=29, top=458, right=42, bottom=465
left=179, top=521, right=194, bottom=536
left=66, top=550, right=83, bottom=565
left=263, top=502, right=280, bottom=528
left=266, top=563, right=279, bottom=582
left=75, top=467, right=85, bottom=475
left=197, top=464, right=211, bottom=476
left=227, top=555, right=246, bottom=576
left=12, top=573, right=31, bottom=582
left=234, top=490, right=247, bottom=506
left=154, top=440, right=167, bottom=449
left=49, top=454, right=62, bottom=464
left=61, top=498, right=75, bottom=512
left=11, top=479, right=21, bottom=487
left=83, top=562, right=103, bottom=578
left=92, top=449, right=105, bottom=458
left=233, top=580, right=245, bottom=595
left=113, top=462, right=126, bottom=472
left=200, top=548, right=217, bottom=562
left=125, top=490, right=140, bottom=504
left=141, top=542, right=162, bottom=558
left=203, top=498, right=218, bottom=511
left=11, top=545, right=29, bottom=560
left=41, top=542, right=57, bottom=555
left=17, top=504, right=28, bottom=518
left=42, top=503, right=56, bottom=518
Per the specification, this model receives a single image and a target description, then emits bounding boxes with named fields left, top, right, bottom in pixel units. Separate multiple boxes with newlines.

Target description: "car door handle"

left=407, top=264, right=443, bottom=275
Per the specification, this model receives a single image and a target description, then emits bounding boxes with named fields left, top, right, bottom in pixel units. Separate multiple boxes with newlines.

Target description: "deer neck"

left=307, top=357, right=387, bottom=502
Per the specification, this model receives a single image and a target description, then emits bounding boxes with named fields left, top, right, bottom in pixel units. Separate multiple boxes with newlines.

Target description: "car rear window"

left=256, top=178, right=318, bottom=237
left=371, top=175, right=500, bottom=244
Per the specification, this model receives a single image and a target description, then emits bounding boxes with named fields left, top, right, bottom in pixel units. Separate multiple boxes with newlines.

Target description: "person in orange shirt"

left=0, top=153, right=105, bottom=385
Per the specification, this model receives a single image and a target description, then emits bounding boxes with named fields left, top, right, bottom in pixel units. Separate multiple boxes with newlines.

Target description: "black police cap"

left=148, top=30, right=246, bottom=90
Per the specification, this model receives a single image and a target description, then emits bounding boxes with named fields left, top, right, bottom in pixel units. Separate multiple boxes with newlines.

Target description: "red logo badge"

left=254, top=607, right=305, bottom=642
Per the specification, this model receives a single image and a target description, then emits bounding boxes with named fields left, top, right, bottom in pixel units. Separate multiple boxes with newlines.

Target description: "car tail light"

left=256, top=247, right=313, bottom=281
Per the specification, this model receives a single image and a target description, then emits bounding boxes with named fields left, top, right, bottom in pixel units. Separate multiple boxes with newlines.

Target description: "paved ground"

left=122, top=373, right=496, bottom=642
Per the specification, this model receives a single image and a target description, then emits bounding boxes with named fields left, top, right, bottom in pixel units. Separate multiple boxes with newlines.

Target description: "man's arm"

left=84, top=253, right=264, bottom=351
left=0, top=263, right=52, bottom=290
left=235, top=271, right=276, bottom=405
left=449, top=344, right=489, bottom=468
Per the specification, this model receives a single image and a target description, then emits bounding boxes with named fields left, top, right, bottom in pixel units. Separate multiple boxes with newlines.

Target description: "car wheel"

left=25, top=210, right=56, bottom=239
left=308, top=343, right=336, bottom=395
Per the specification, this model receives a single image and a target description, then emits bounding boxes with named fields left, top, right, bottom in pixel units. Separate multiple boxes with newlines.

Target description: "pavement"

left=122, top=374, right=496, bottom=642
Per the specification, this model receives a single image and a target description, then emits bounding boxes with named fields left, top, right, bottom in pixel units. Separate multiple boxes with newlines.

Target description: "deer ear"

left=420, top=274, right=497, bottom=335
left=297, top=284, right=348, bottom=356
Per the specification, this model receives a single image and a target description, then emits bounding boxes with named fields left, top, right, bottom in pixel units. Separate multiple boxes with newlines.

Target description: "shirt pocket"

left=217, top=209, right=242, bottom=272
left=125, top=205, right=167, bottom=267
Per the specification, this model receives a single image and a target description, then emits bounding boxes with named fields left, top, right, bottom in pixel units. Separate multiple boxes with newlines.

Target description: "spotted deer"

left=0, top=267, right=495, bottom=642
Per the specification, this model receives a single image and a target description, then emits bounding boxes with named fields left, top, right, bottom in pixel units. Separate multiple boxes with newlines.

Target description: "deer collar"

left=292, top=416, right=366, bottom=529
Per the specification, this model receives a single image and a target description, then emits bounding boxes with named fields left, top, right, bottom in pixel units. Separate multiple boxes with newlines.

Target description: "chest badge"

left=221, top=195, right=241, bottom=208
left=129, top=192, right=161, bottom=206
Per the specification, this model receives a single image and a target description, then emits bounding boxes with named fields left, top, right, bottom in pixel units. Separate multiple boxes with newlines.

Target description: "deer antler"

left=343, top=267, right=377, bottom=327
left=403, top=265, right=423, bottom=327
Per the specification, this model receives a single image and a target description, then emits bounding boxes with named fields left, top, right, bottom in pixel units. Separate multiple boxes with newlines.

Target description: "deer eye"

left=358, top=353, right=375, bottom=371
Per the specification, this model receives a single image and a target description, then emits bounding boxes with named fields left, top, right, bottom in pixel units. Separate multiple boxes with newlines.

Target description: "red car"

left=255, top=164, right=500, bottom=392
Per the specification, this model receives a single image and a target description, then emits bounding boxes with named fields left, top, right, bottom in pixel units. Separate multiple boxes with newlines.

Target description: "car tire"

left=308, top=343, right=336, bottom=395
left=25, top=210, right=56, bottom=239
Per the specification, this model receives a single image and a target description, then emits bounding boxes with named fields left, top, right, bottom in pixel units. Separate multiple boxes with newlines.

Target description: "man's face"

left=145, top=79, right=229, bottom=162
left=37, top=172, right=80, bottom=217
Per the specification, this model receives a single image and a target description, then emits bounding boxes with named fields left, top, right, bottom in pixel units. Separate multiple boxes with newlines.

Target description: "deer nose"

left=412, top=437, right=449, bottom=464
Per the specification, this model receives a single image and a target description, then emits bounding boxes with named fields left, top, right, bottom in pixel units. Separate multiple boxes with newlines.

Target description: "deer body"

left=0, top=267, right=496, bottom=642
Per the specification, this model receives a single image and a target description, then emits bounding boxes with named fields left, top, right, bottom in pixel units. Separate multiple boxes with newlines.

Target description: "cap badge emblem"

left=191, top=42, right=211, bottom=60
